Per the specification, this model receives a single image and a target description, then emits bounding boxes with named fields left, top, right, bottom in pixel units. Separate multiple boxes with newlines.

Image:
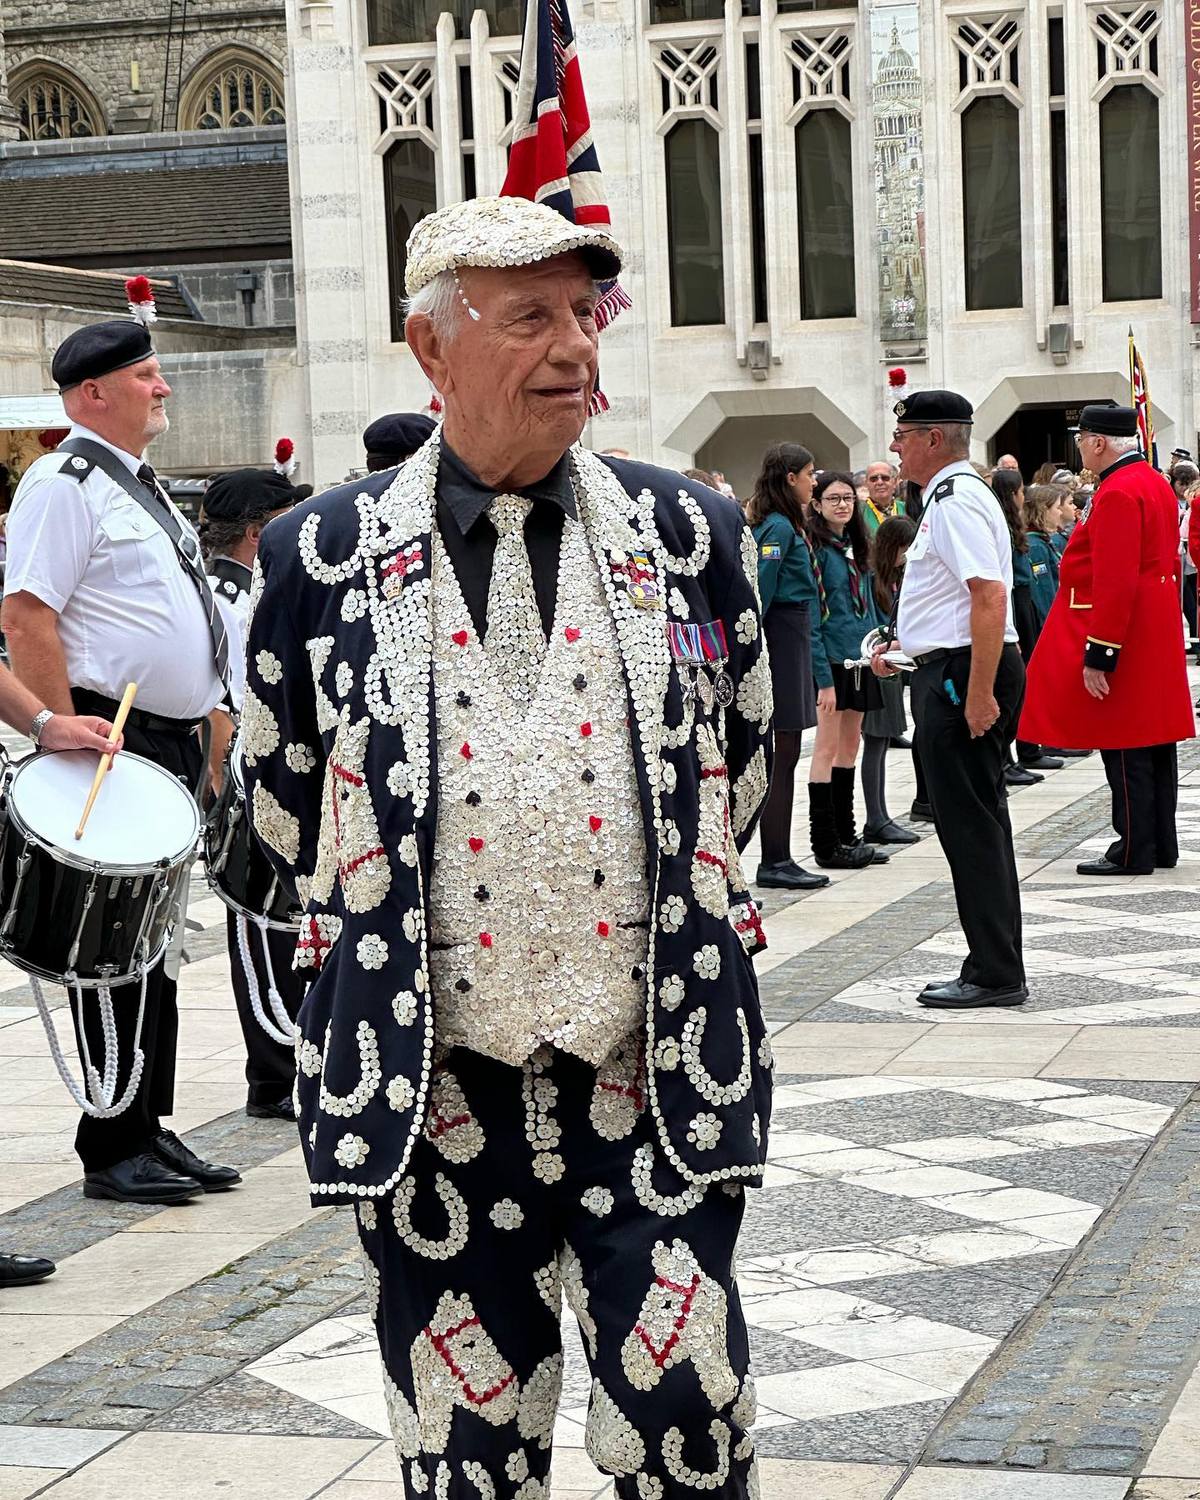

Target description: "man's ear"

left=405, top=315, right=454, bottom=399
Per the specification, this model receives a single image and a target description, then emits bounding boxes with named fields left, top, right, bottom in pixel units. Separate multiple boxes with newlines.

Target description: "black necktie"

left=137, top=462, right=231, bottom=691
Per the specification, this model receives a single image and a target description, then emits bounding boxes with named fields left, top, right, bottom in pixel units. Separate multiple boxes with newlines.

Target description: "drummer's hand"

left=38, top=714, right=123, bottom=755
left=870, top=639, right=901, bottom=678
left=817, top=685, right=837, bottom=715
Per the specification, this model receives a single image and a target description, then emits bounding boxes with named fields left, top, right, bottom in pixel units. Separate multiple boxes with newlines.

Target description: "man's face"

left=865, top=463, right=895, bottom=507
left=427, top=254, right=599, bottom=458
left=97, top=357, right=172, bottom=443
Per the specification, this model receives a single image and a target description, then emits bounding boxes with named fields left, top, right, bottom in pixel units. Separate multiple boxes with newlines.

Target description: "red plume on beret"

left=887, top=367, right=907, bottom=388
left=273, top=437, right=297, bottom=477
left=124, top=275, right=157, bottom=327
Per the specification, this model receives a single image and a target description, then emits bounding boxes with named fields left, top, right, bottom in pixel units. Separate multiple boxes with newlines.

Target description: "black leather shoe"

left=1019, top=754, right=1065, bottom=770
left=863, top=820, right=920, bottom=845
left=1004, top=764, right=1043, bottom=786
left=0, top=1253, right=56, bottom=1287
left=84, top=1152, right=203, bottom=1204
left=755, top=861, right=830, bottom=890
left=888, top=736, right=913, bottom=750
left=1076, top=858, right=1153, bottom=876
left=860, top=842, right=891, bottom=864
left=919, top=979, right=1029, bottom=1009
left=247, top=1097, right=298, bottom=1122
left=909, top=800, right=934, bottom=823
left=1043, top=747, right=1091, bottom=758
left=151, top=1131, right=242, bottom=1192
left=813, top=841, right=875, bottom=870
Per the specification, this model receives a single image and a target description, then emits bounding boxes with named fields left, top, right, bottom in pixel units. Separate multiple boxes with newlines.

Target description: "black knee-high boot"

left=831, top=766, right=889, bottom=865
left=808, top=782, right=873, bottom=870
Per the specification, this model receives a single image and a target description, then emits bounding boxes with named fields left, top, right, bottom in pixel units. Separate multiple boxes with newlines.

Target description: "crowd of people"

left=0, top=195, right=1194, bottom=1500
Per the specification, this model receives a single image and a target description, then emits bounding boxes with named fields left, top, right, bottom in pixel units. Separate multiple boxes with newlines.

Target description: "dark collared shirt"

left=437, top=441, right=576, bottom=640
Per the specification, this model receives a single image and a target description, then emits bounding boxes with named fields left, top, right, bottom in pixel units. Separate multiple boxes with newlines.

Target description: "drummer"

left=201, top=465, right=307, bottom=1122
left=1, top=306, right=241, bottom=1205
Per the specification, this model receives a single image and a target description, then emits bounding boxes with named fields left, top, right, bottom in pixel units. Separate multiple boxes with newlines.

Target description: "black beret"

left=1076, top=403, right=1137, bottom=438
left=52, top=320, right=155, bottom=392
left=203, top=469, right=301, bottom=525
left=362, top=412, right=436, bottom=461
left=893, top=389, right=974, bottom=425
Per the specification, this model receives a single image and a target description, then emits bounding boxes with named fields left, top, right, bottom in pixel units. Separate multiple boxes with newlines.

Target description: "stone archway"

left=973, top=371, right=1175, bottom=460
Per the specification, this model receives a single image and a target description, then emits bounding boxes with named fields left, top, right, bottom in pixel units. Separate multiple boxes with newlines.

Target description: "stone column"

left=0, top=12, right=22, bottom=142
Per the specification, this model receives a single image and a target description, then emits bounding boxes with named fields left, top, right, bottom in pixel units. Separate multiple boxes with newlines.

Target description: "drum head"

left=10, top=750, right=200, bottom=869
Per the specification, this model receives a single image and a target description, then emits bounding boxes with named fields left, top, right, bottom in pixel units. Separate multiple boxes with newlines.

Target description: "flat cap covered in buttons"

left=362, top=412, right=437, bottom=462
left=1076, top=403, right=1138, bottom=438
left=404, top=196, right=622, bottom=297
left=893, top=389, right=974, bottom=424
left=202, top=469, right=302, bottom=525
left=52, top=320, right=155, bottom=392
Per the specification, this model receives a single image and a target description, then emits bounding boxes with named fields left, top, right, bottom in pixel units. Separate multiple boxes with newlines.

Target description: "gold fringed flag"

left=1129, top=327, right=1154, bottom=464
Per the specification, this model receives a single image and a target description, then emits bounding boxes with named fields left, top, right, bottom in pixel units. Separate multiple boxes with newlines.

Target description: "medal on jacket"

left=610, top=549, right=661, bottom=609
left=666, top=620, right=732, bottom=709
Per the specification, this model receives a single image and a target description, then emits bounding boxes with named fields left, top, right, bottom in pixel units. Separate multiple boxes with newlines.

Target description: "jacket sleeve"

left=721, top=520, right=774, bottom=854
left=241, top=530, right=325, bottom=903
left=1084, top=486, right=1142, bottom=673
left=1189, top=496, right=1200, bottom=569
left=754, top=517, right=789, bottom=614
left=806, top=546, right=835, bottom=690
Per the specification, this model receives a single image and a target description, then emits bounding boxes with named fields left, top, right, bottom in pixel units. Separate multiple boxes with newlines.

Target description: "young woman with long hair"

left=746, top=444, right=829, bottom=890
left=805, top=471, right=889, bottom=869
left=861, top=515, right=919, bottom=844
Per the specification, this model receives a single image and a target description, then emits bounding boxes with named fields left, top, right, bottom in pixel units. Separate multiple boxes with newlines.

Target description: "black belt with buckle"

left=71, top=688, right=205, bottom=737
left=910, top=647, right=967, bottom=668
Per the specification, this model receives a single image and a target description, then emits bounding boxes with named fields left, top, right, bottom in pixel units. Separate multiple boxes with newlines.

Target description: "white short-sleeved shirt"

left=207, top=559, right=252, bottom=714
left=897, top=461, right=1019, bottom=658
left=5, top=424, right=224, bottom=721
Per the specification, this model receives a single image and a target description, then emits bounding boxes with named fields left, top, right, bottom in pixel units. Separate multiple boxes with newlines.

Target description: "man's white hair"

left=403, top=270, right=463, bottom=341
left=1108, top=434, right=1141, bottom=456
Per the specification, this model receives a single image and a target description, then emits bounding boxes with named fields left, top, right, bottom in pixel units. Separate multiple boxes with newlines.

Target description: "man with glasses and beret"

left=1021, top=404, right=1193, bottom=876
left=874, top=390, right=1028, bottom=1010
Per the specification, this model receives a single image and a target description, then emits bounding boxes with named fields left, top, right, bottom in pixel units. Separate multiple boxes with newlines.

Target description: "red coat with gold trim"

left=1019, top=455, right=1194, bottom=751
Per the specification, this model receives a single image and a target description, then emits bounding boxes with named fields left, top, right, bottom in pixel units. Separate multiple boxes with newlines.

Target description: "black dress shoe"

left=755, top=860, right=830, bottom=890
left=919, top=978, right=1029, bottom=1009
left=888, top=736, right=913, bottom=750
left=0, top=1253, right=56, bottom=1287
left=859, top=842, right=891, bottom=864
left=152, top=1130, right=242, bottom=1192
left=1018, top=754, right=1065, bottom=771
left=1004, top=764, right=1043, bottom=786
left=813, top=842, right=875, bottom=870
left=1076, top=858, right=1153, bottom=876
left=1043, top=747, right=1091, bottom=758
left=247, top=1097, right=298, bottom=1122
left=909, top=800, right=934, bottom=823
left=84, top=1152, right=203, bottom=1204
left=863, top=820, right=920, bottom=845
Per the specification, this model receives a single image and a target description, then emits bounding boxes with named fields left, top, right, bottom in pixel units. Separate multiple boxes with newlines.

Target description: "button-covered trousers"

left=353, top=1038, right=757, bottom=1498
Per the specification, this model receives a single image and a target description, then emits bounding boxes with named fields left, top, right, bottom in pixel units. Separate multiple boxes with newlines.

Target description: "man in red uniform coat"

left=1020, top=404, right=1194, bottom=875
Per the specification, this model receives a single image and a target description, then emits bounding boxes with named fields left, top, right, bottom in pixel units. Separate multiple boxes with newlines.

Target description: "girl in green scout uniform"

left=747, top=444, right=829, bottom=890
left=806, top=471, right=890, bottom=870
left=861, top=515, right=919, bottom=845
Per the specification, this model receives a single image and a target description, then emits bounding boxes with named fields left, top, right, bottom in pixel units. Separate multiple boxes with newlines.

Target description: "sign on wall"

left=870, top=2, right=927, bottom=345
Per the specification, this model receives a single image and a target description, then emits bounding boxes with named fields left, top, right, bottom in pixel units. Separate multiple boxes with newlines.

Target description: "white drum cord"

left=30, top=970, right=148, bottom=1118
left=235, top=912, right=298, bottom=1046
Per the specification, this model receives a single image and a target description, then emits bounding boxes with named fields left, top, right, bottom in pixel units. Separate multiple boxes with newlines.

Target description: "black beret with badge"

left=202, top=469, right=301, bottom=525
left=1075, top=403, right=1138, bottom=438
left=893, top=389, right=975, bottom=424
left=52, top=276, right=158, bottom=392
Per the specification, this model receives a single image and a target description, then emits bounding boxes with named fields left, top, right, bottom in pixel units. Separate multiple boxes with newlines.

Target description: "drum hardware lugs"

left=66, top=871, right=101, bottom=975
left=0, top=848, right=31, bottom=943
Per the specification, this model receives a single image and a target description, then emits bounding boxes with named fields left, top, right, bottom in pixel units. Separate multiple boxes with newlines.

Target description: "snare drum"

left=205, top=739, right=301, bottom=930
left=0, top=749, right=200, bottom=986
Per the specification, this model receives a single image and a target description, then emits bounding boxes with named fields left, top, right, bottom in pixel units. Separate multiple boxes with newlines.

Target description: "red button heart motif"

left=589, top=816, right=603, bottom=833
left=452, top=630, right=469, bottom=647
left=596, top=921, right=610, bottom=937
left=469, top=836, right=485, bottom=853
left=479, top=932, right=493, bottom=947
left=580, top=722, right=593, bottom=738
left=460, top=742, right=473, bottom=760
left=565, top=626, right=581, bottom=642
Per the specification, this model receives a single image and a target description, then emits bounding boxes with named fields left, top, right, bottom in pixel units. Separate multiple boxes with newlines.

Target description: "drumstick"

left=74, top=682, right=137, bottom=841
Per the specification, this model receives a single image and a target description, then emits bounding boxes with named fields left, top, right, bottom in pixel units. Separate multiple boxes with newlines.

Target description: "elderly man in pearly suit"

left=243, top=197, right=774, bottom=1500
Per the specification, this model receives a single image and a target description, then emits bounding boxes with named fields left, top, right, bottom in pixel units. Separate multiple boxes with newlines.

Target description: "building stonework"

left=284, top=0, right=1197, bottom=496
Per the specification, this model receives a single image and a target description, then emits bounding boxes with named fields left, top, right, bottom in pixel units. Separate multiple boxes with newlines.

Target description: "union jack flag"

left=1129, top=326, right=1155, bottom=464
left=502, top=0, right=629, bottom=411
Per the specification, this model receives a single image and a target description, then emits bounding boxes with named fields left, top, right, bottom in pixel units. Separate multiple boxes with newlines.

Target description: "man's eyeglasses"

left=891, top=425, right=940, bottom=442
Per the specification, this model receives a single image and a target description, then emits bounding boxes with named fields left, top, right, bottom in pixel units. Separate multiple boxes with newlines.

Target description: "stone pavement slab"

left=897, top=1474, right=1131, bottom=1498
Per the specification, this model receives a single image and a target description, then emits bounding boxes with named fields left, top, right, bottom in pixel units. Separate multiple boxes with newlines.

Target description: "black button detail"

left=455, top=978, right=472, bottom=993
left=593, top=869, right=605, bottom=886
left=574, top=674, right=587, bottom=691
left=631, top=966, right=645, bottom=981
left=581, top=769, right=595, bottom=784
left=465, top=791, right=481, bottom=806
left=456, top=690, right=472, bottom=707
left=474, top=885, right=490, bottom=902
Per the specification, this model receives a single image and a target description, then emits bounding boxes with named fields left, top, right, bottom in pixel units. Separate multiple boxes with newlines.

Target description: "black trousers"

left=912, top=645, right=1026, bottom=989
left=1100, top=745, right=1179, bottom=872
left=226, top=911, right=305, bottom=1106
left=70, top=690, right=204, bottom=1172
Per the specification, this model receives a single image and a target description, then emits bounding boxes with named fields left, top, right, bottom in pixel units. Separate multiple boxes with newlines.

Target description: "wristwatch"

left=28, top=709, right=54, bottom=747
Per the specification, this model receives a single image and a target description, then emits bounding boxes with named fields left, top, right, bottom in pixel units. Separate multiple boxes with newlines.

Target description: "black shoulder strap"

left=930, top=478, right=957, bottom=505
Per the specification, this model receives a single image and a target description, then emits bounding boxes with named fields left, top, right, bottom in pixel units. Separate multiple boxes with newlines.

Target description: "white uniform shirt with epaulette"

left=897, top=460, right=1020, bottom=658
left=206, top=557, right=251, bottom=713
left=5, top=424, right=224, bottom=721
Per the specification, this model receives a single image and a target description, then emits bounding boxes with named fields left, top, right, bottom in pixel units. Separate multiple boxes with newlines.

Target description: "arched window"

left=182, top=54, right=286, bottom=130
left=1100, top=84, right=1161, bottom=302
left=384, top=138, right=438, bottom=343
left=665, top=119, right=725, bottom=327
left=961, top=95, right=1022, bottom=310
left=795, top=110, right=855, bottom=320
left=13, top=69, right=101, bottom=140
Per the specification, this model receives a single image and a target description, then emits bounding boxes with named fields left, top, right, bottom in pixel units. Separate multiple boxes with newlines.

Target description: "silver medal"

left=713, top=670, right=735, bottom=709
left=696, top=669, right=716, bottom=713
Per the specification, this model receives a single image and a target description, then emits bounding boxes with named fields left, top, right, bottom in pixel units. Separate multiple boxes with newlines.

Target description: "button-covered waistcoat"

left=242, top=433, right=774, bottom=1205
